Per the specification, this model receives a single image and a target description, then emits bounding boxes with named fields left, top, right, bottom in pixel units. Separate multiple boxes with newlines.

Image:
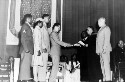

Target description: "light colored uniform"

left=49, top=32, right=67, bottom=82
left=96, top=26, right=112, bottom=81
left=40, top=22, right=50, bottom=81
left=32, top=25, right=43, bottom=81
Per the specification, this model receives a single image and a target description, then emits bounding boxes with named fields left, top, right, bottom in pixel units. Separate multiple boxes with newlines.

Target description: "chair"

left=46, top=62, right=66, bottom=82
left=0, top=56, right=14, bottom=82
left=117, top=62, right=125, bottom=82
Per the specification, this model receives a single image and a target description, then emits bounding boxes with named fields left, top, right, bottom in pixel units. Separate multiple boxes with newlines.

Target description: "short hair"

left=21, top=14, right=32, bottom=25
left=42, top=14, right=49, bottom=19
left=118, top=40, right=124, bottom=44
left=98, top=17, right=106, bottom=22
left=52, top=23, right=60, bottom=30
left=33, top=20, right=43, bottom=28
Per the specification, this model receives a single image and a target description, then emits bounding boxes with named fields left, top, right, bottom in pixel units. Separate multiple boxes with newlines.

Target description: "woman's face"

left=87, top=27, right=93, bottom=35
left=54, top=25, right=60, bottom=32
left=38, top=22, right=43, bottom=28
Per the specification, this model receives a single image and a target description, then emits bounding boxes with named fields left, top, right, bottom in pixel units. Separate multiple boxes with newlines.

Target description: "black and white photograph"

left=0, top=0, right=125, bottom=82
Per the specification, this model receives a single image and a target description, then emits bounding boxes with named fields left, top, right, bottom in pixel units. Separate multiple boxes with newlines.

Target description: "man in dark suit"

left=111, top=40, right=125, bottom=80
left=18, top=14, right=34, bottom=82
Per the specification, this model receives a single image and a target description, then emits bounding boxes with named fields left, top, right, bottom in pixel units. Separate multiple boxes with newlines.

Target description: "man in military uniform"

left=18, top=14, right=34, bottom=82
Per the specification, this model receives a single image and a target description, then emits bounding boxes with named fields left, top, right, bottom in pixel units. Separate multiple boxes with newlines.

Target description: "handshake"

left=63, top=40, right=88, bottom=47
left=63, top=42, right=88, bottom=48
left=63, top=43, right=73, bottom=47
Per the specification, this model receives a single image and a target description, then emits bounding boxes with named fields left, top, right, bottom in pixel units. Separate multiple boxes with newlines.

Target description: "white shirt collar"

left=26, top=22, right=31, bottom=27
left=36, top=26, right=41, bottom=30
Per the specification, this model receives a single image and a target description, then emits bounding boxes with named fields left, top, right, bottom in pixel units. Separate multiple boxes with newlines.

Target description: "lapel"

left=96, top=26, right=106, bottom=43
left=25, top=22, right=34, bottom=32
left=25, top=22, right=31, bottom=27
left=24, top=23, right=33, bottom=35
left=97, top=26, right=106, bottom=36
left=24, top=23, right=30, bottom=29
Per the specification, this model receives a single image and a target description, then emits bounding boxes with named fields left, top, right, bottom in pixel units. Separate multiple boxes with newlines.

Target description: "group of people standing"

left=18, top=14, right=71, bottom=82
left=18, top=13, right=112, bottom=82
left=77, top=17, right=112, bottom=82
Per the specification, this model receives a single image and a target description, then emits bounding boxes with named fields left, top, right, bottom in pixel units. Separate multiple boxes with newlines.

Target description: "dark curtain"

left=56, top=0, right=77, bottom=60
left=62, top=0, right=125, bottom=49
left=63, top=0, right=90, bottom=44
left=56, top=0, right=61, bottom=23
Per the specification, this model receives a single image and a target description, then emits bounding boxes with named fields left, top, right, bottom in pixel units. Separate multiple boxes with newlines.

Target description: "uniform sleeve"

left=41, top=28, right=47, bottom=49
left=51, top=33, right=67, bottom=47
left=34, top=28, right=40, bottom=51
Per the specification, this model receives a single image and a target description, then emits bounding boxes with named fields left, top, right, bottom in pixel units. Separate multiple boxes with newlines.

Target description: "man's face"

left=54, top=25, right=61, bottom=33
left=44, top=16, right=49, bottom=23
left=98, top=18, right=106, bottom=27
left=118, top=40, right=124, bottom=48
left=87, top=27, right=93, bottom=35
left=27, top=17, right=33, bottom=24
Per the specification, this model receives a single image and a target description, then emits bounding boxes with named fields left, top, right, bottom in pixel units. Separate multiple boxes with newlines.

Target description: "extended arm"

left=51, top=32, right=71, bottom=47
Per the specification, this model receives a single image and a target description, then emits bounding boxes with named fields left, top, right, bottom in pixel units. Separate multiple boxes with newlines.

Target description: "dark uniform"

left=18, top=23, right=34, bottom=80
left=87, top=33, right=102, bottom=82
left=111, top=45, right=125, bottom=80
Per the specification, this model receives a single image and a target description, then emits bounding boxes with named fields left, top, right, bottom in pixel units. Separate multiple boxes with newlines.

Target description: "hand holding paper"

left=73, top=43, right=81, bottom=47
left=78, top=41, right=88, bottom=47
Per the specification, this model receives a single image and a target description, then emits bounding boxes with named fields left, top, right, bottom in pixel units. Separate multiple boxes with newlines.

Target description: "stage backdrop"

left=2, top=0, right=125, bottom=61
left=6, top=0, right=52, bottom=45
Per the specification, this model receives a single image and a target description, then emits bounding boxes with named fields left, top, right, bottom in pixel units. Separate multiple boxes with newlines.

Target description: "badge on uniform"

left=23, top=30, right=26, bottom=33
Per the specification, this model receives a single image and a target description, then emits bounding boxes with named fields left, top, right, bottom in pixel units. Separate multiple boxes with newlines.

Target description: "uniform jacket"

left=33, top=26, right=42, bottom=53
left=19, top=23, right=34, bottom=55
left=32, top=25, right=43, bottom=66
left=49, top=32, right=67, bottom=56
left=41, top=22, right=50, bottom=53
